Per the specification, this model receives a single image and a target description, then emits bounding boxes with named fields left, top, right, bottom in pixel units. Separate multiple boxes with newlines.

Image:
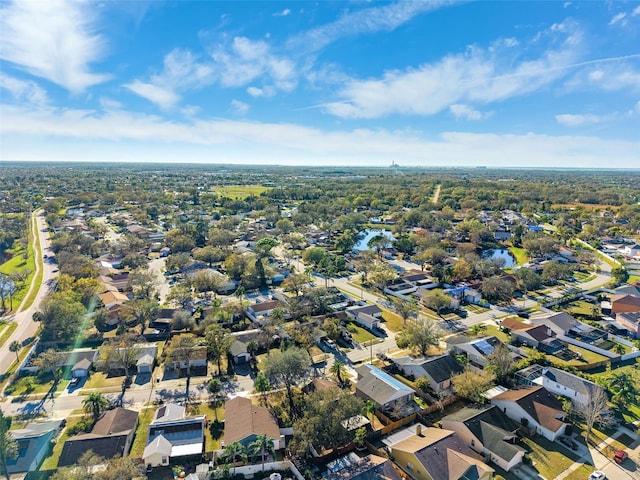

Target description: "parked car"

left=559, top=436, right=578, bottom=450
left=588, top=471, right=606, bottom=480
left=613, top=450, right=628, bottom=464
left=323, top=338, right=337, bottom=349
left=69, top=377, right=80, bottom=387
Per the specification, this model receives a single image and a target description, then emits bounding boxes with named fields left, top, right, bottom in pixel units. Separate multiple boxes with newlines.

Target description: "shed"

left=72, top=358, right=92, bottom=378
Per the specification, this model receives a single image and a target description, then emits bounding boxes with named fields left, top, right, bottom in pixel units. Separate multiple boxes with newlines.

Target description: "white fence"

left=213, top=461, right=303, bottom=480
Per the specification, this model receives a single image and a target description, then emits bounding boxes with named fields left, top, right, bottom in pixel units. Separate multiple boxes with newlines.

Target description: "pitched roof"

left=143, top=434, right=172, bottom=459
left=447, top=449, right=495, bottom=480
left=154, top=403, right=186, bottom=423
left=540, top=367, right=602, bottom=397
left=8, top=420, right=63, bottom=473
left=224, top=397, right=281, bottom=444
left=493, top=386, right=566, bottom=433
left=394, top=354, right=463, bottom=383
left=59, top=409, right=138, bottom=467
left=356, top=364, right=414, bottom=406
left=443, top=406, right=524, bottom=463
left=230, top=340, right=248, bottom=356
left=326, top=454, right=402, bottom=480
left=611, top=294, right=640, bottom=307
left=249, top=300, right=280, bottom=313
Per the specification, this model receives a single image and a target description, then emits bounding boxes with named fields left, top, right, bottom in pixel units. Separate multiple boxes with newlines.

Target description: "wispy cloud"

left=565, top=60, right=640, bottom=93
left=124, top=48, right=214, bottom=108
left=0, top=73, right=49, bottom=106
left=324, top=24, right=583, bottom=119
left=449, top=104, right=491, bottom=121
left=2, top=104, right=637, bottom=168
left=609, top=12, right=627, bottom=26
left=633, top=6, right=640, bottom=17
left=0, top=0, right=109, bottom=92
left=286, top=1, right=456, bottom=53
left=555, top=113, right=603, bottom=126
left=229, top=99, right=250, bottom=115
left=273, top=8, right=291, bottom=17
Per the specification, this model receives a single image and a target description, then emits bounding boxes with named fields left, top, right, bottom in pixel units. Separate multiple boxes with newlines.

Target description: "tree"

left=367, top=234, right=389, bottom=258
left=171, top=309, right=195, bottom=332
left=363, top=400, right=376, bottom=422
left=127, top=267, right=159, bottom=300
left=222, top=442, right=247, bottom=476
left=38, top=291, right=86, bottom=342
left=395, top=318, right=442, bottom=356
left=575, top=385, right=614, bottom=444
left=515, top=267, right=542, bottom=292
left=453, top=259, right=473, bottom=281
left=121, top=298, right=158, bottom=335
left=612, top=267, right=629, bottom=284
left=0, top=409, right=17, bottom=480
left=193, top=246, right=225, bottom=266
left=421, top=290, right=451, bottom=315
left=250, top=434, right=275, bottom=473
left=452, top=368, right=495, bottom=403
left=330, top=361, right=347, bottom=387
left=391, top=297, right=419, bottom=325
left=254, top=372, right=271, bottom=406
left=302, top=247, right=328, bottom=266
left=486, top=344, right=514, bottom=384
left=263, top=347, right=312, bottom=419
left=83, top=392, right=110, bottom=423
left=167, top=334, right=201, bottom=380
left=8, top=341, right=20, bottom=364
left=542, top=261, right=572, bottom=284
left=32, top=349, right=62, bottom=384
left=291, top=389, right=364, bottom=457
left=612, top=343, right=625, bottom=355
left=205, top=323, right=232, bottom=375
left=166, top=283, right=193, bottom=309
left=480, top=276, right=515, bottom=304
left=97, top=334, right=141, bottom=387
left=607, top=371, right=638, bottom=407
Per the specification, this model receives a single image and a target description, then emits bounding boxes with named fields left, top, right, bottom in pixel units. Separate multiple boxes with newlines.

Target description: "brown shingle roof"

left=224, top=397, right=280, bottom=444
left=493, top=386, right=566, bottom=433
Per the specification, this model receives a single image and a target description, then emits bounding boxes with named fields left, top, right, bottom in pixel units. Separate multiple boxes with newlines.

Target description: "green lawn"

left=130, top=406, right=156, bottom=457
left=82, top=371, right=124, bottom=390
left=347, top=322, right=376, bottom=343
left=0, top=322, right=18, bottom=349
left=381, top=309, right=406, bottom=332
left=521, top=436, right=580, bottom=480
left=0, top=233, right=36, bottom=311
left=40, top=415, right=85, bottom=470
left=214, top=185, right=271, bottom=199
left=509, top=246, right=529, bottom=265
left=4, top=373, right=61, bottom=397
left=480, top=324, right=512, bottom=343
left=189, top=401, right=225, bottom=451
left=563, top=464, right=596, bottom=480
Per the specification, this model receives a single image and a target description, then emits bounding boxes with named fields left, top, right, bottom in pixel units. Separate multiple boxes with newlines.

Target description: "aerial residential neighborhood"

left=0, top=164, right=638, bottom=480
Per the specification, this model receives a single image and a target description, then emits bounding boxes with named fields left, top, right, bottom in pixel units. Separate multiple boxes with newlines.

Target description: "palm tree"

left=222, top=442, right=246, bottom=476
left=249, top=434, right=275, bottom=473
left=612, top=343, right=625, bottom=355
left=82, top=392, right=110, bottom=423
left=8, top=341, right=20, bottom=364
left=363, top=400, right=376, bottom=423
left=607, top=371, right=638, bottom=406
left=330, top=361, right=347, bottom=387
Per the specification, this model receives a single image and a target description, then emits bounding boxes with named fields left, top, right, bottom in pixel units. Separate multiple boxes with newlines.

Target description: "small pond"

left=354, top=229, right=395, bottom=251
left=482, top=248, right=516, bottom=267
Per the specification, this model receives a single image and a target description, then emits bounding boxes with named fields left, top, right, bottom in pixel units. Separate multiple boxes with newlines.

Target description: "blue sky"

left=1, top=0, right=639, bottom=168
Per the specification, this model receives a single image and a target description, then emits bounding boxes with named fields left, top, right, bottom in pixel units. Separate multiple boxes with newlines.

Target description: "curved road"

left=0, top=211, right=56, bottom=374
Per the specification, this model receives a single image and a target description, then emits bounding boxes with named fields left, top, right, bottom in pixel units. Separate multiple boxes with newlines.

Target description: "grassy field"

left=521, top=436, right=580, bottom=480
left=82, top=371, right=124, bottom=389
left=381, top=309, right=405, bottom=332
left=563, top=464, right=597, bottom=480
left=0, top=236, right=36, bottom=311
left=0, top=322, right=18, bottom=349
left=214, top=185, right=271, bottom=199
left=191, top=401, right=225, bottom=451
left=347, top=322, right=376, bottom=343
left=508, top=246, right=529, bottom=265
left=130, top=406, right=156, bottom=457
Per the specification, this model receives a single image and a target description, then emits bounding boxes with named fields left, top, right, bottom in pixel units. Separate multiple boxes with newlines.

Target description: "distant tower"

left=390, top=160, right=399, bottom=169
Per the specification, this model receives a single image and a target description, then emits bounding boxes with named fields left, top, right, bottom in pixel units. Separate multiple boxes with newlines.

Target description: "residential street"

left=0, top=211, right=56, bottom=375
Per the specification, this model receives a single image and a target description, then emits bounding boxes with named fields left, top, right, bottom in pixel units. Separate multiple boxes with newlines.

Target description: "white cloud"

left=563, top=2, right=572, bottom=8
left=449, top=104, right=490, bottom=121
left=123, top=81, right=180, bottom=109
left=555, top=113, right=603, bottom=126
left=324, top=25, right=582, bottom=119
left=609, top=13, right=626, bottom=26
left=0, top=73, right=49, bottom=106
left=633, top=6, right=640, bottom=16
left=286, top=1, right=455, bottom=53
left=1, top=104, right=637, bottom=168
left=0, top=0, right=109, bottom=92
left=99, top=97, right=122, bottom=110
left=568, top=63, right=640, bottom=93
left=273, top=8, right=291, bottom=17
left=230, top=99, right=250, bottom=115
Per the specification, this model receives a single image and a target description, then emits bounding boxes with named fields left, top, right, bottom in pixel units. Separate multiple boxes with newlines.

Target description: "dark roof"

left=349, top=304, right=382, bottom=317
left=58, top=408, right=138, bottom=466
left=421, top=355, right=464, bottom=383
left=7, top=420, right=63, bottom=474
left=326, top=454, right=402, bottom=480
left=443, top=406, right=524, bottom=463
left=541, top=367, right=603, bottom=397
left=493, top=386, right=566, bottom=433
left=230, top=340, right=248, bottom=356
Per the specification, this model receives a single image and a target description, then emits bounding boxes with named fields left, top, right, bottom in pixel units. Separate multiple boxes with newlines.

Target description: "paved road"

left=0, top=211, right=56, bottom=375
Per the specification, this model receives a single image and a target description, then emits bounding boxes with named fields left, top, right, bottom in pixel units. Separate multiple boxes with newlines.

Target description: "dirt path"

left=432, top=184, right=441, bottom=205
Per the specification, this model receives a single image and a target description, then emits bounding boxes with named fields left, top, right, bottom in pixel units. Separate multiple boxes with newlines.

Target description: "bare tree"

left=575, top=385, right=614, bottom=445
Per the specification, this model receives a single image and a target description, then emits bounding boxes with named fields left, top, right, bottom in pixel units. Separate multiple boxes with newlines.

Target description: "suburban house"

left=325, top=453, right=402, bottom=480
left=39, top=349, right=99, bottom=379
left=611, top=294, right=640, bottom=315
left=143, top=403, right=206, bottom=468
left=59, top=408, right=138, bottom=467
left=441, top=406, right=525, bottom=472
left=230, top=339, right=251, bottom=364
left=223, top=396, right=285, bottom=451
left=7, top=420, right=64, bottom=475
left=392, top=354, right=463, bottom=394
left=445, top=286, right=482, bottom=305
left=501, top=318, right=563, bottom=353
left=616, top=312, right=640, bottom=338
left=446, top=336, right=507, bottom=370
left=166, top=345, right=208, bottom=372
left=245, top=299, right=284, bottom=324
left=490, top=386, right=568, bottom=441
left=355, top=364, right=416, bottom=416
left=345, top=304, right=383, bottom=331
left=383, top=424, right=494, bottom=480
left=98, top=290, right=130, bottom=326
left=515, top=365, right=606, bottom=407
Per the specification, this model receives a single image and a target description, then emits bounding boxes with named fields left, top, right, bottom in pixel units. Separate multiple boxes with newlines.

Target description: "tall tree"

left=121, top=298, right=158, bottom=335
left=607, top=371, right=638, bottom=406
left=167, top=334, right=201, bottom=380
left=395, top=318, right=442, bottom=356
left=254, top=373, right=271, bottom=406
left=205, top=323, right=232, bottom=375
left=82, top=392, right=110, bottom=423
left=250, top=434, right=275, bottom=473
left=330, top=361, right=347, bottom=387
left=222, top=442, right=247, bottom=476
left=391, top=297, right=419, bottom=325
left=486, top=344, right=514, bottom=384
left=263, top=347, right=311, bottom=419
left=452, top=368, right=495, bottom=403
left=0, top=409, right=17, bottom=480
left=8, top=341, right=20, bottom=364
left=32, top=349, right=62, bottom=384
left=575, top=385, right=614, bottom=444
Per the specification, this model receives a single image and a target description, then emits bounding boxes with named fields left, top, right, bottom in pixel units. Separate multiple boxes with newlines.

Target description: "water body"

left=483, top=248, right=516, bottom=267
left=0, top=276, right=16, bottom=296
left=354, top=229, right=395, bottom=251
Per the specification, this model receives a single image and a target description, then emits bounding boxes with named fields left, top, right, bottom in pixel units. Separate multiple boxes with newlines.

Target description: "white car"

left=588, top=471, right=606, bottom=480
